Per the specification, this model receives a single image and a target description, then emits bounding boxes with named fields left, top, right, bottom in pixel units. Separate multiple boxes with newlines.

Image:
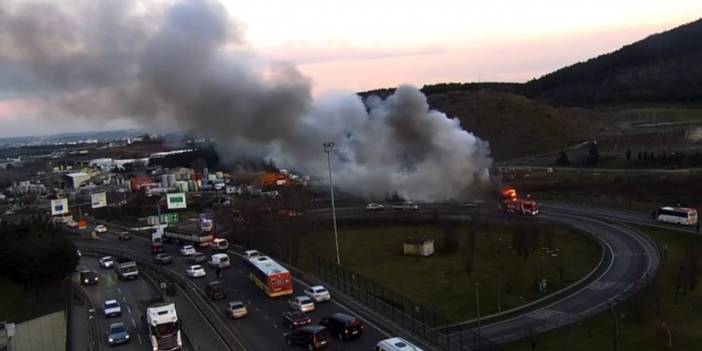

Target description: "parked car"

left=103, top=299, right=122, bottom=318
left=208, top=253, right=230, bottom=269
left=243, top=249, right=259, bottom=260
left=98, top=256, right=114, bottom=268
left=282, top=311, right=312, bottom=330
left=118, top=231, right=131, bottom=241
left=319, top=313, right=364, bottom=341
left=206, top=281, right=227, bottom=300
left=180, top=245, right=196, bottom=256
left=288, top=296, right=315, bottom=312
left=80, top=270, right=99, bottom=285
left=107, top=322, right=130, bottom=346
left=365, top=203, right=385, bottom=211
left=95, top=224, right=107, bottom=233
left=153, top=253, right=172, bottom=265
left=185, top=265, right=206, bottom=278
left=187, top=252, right=207, bottom=264
left=304, top=285, right=331, bottom=303
left=284, top=325, right=329, bottom=349
left=225, top=301, right=248, bottom=319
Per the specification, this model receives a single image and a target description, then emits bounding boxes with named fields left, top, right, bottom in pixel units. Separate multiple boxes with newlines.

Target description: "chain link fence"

left=313, top=255, right=506, bottom=351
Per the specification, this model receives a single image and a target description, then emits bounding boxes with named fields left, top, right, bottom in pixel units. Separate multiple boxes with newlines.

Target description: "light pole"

left=476, top=282, right=481, bottom=351
left=323, top=142, right=341, bottom=266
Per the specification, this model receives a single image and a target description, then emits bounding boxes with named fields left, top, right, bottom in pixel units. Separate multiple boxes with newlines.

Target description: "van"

left=213, top=238, right=229, bottom=251
left=375, top=337, right=424, bottom=351
left=209, top=253, right=231, bottom=269
left=243, top=250, right=259, bottom=260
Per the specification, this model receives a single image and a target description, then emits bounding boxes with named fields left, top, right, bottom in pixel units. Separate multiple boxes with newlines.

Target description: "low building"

left=403, top=237, right=435, bottom=257
left=65, top=172, right=91, bottom=188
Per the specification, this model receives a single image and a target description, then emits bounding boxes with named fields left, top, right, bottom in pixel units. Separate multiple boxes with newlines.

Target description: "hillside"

left=523, top=18, right=702, bottom=105
left=427, top=91, right=608, bottom=160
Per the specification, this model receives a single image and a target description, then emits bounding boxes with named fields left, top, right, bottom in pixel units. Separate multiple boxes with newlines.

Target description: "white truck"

left=114, top=257, right=139, bottom=280
left=141, top=300, right=183, bottom=351
left=392, top=201, right=419, bottom=212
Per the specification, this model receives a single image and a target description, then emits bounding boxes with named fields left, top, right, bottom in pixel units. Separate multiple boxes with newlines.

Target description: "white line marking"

left=137, top=334, right=143, bottom=345
left=126, top=306, right=132, bottom=315
left=264, top=315, right=269, bottom=320
left=117, top=287, right=122, bottom=294
left=122, top=297, right=127, bottom=303
left=131, top=318, right=137, bottom=328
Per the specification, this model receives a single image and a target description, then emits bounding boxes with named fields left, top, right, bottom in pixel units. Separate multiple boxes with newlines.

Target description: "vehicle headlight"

left=84, top=279, right=88, bottom=283
left=108, top=337, right=114, bottom=343
left=125, top=334, right=130, bottom=339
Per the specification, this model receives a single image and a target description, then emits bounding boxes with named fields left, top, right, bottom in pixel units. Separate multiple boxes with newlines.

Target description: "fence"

left=313, top=256, right=506, bottom=351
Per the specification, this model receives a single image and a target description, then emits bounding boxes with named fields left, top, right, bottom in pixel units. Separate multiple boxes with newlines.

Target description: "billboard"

left=166, top=193, right=187, bottom=209
left=91, top=192, right=107, bottom=209
left=50, top=198, right=69, bottom=215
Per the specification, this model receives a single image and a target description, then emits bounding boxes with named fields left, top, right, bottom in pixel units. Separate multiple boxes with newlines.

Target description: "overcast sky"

left=0, top=0, right=700, bottom=137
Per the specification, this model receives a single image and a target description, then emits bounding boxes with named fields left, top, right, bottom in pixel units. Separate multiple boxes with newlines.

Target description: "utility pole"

left=476, top=282, right=481, bottom=351
left=323, top=142, right=341, bottom=266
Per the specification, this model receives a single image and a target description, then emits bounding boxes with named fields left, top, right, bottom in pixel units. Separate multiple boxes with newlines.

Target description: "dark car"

left=79, top=270, right=99, bottom=285
left=319, top=313, right=364, bottom=341
left=282, top=311, right=312, bottom=330
left=284, top=325, right=329, bottom=350
left=118, top=231, right=131, bottom=241
left=206, top=281, right=226, bottom=300
left=187, top=252, right=208, bottom=264
left=107, top=322, right=130, bottom=345
left=153, top=253, right=172, bottom=265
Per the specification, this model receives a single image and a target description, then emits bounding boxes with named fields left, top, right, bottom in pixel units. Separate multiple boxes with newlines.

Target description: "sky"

left=0, top=0, right=700, bottom=137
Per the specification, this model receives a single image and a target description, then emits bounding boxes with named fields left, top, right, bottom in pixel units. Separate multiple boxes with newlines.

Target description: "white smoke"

left=0, top=0, right=493, bottom=202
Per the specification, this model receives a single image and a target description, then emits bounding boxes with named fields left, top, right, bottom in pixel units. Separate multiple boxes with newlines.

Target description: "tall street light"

left=323, top=142, right=341, bottom=265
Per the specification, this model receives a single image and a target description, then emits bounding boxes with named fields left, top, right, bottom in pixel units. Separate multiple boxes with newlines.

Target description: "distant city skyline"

left=0, top=0, right=700, bottom=137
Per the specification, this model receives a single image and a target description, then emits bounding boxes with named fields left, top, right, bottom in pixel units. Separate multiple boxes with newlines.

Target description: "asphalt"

left=75, top=256, right=154, bottom=351
left=81, top=230, right=395, bottom=351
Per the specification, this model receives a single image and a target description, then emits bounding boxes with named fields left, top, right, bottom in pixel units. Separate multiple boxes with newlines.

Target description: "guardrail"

left=75, top=243, right=242, bottom=351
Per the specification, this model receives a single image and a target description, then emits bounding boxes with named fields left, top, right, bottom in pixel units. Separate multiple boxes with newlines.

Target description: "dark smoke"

left=0, top=0, right=493, bottom=201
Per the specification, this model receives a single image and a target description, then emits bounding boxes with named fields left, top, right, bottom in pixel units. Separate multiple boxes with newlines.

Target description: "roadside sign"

left=91, top=192, right=107, bottom=209
left=160, top=212, right=179, bottom=224
left=166, top=193, right=187, bottom=209
left=50, top=198, right=69, bottom=215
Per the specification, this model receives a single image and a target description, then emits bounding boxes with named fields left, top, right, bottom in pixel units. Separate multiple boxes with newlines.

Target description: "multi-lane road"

left=79, top=229, right=397, bottom=351
left=75, top=256, right=156, bottom=350
left=72, top=201, right=685, bottom=350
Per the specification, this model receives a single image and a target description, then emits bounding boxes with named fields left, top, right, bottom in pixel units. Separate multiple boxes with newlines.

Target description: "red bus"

left=247, top=256, right=293, bottom=297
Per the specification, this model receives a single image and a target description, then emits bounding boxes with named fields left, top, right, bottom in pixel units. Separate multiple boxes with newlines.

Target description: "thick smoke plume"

left=0, top=0, right=493, bottom=201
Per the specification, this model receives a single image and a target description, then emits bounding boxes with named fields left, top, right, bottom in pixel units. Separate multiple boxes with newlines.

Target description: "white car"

left=288, top=296, right=315, bottom=312
left=103, top=299, right=122, bottom=318
left=186, top=265, right=206, bottom=278
left=303, top=285, right=331, bottom=303
left=95, top=224, right=107, bottom=233
left=180, top=245, right=196, bottom=256
left=99, top=256, right=114, bottom=268
left=243, top=250, right=260, bottom=260
left=366, top=203, right=385, bottom=211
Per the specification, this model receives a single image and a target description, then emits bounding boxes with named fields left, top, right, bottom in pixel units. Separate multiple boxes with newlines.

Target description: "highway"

left=75, top=256, right=155, bottom=351
left=79, top=229, right=395, bottom=351
left=73, top=201, right=668, bottom=350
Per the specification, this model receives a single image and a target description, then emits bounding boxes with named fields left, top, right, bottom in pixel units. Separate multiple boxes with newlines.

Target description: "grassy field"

left=298, top=223, right=600, bottom=322
left=509, top=226, right=702, bottom=351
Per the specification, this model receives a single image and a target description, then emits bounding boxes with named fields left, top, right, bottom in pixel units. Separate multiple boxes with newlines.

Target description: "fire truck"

left=500, top=188, right=539, bottom=216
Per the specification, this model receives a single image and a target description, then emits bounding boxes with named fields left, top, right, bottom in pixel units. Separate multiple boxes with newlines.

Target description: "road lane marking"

left=131, top=318, right=137, bottom=328
left=122, top=297, right=128, bottom=303
left=117, top=287, right=122, bottom=294
left=126, top=306, right=132, bottom=315
left=264, top=315, right=269, bottom=320
left=137, top=334, right=143, bottom=345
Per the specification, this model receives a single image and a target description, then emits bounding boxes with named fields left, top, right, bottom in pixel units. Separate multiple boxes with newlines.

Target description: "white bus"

left=656, top=207, right=698, bottom=226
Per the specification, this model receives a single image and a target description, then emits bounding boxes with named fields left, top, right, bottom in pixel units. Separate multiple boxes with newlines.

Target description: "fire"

left=501, top=188, right=518, bottom=200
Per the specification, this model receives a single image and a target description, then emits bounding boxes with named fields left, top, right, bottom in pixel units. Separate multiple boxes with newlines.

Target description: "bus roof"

left=248, top=256, right=289, bottom=276
left=660, top=206, right=697, bottom=213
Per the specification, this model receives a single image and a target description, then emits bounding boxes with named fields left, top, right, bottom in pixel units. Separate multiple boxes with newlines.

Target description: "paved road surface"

left=75, top=256, right=154, bottom=351
left=88, top=229, right=394, bottom=351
